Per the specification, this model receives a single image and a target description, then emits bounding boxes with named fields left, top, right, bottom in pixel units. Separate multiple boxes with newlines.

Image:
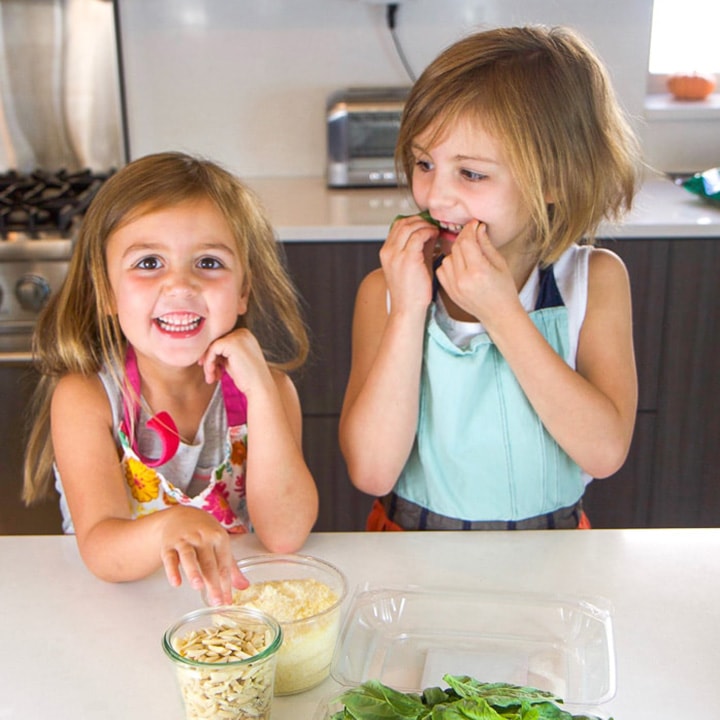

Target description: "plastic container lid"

left=330, top=586, right=616, bottom=708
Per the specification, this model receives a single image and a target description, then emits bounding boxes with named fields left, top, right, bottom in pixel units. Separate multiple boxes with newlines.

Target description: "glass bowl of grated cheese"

left=218, top=553, right=348, bottom=695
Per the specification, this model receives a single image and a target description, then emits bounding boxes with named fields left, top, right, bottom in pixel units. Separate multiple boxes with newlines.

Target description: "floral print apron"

left=119, top=346, right=250, bottom=533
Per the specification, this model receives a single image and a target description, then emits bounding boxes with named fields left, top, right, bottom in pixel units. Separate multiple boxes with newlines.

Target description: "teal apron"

left=391, top=264, right=585, bottom=528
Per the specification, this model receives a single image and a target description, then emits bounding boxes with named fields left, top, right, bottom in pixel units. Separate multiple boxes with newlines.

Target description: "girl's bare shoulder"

left=584, top=246, right=633, bottom=325
left=587, top=245, right=630, bottom=284
left=355, top=267, right=388, bottom=309
left=52, top=372, right=112, bottom=420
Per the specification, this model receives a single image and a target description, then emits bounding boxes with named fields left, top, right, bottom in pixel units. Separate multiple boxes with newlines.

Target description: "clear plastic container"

left=163, top=605, right=282, bottom=720
left=213, top=553, right=348, bottom=695
left=329, top=586, right=616, bottom=711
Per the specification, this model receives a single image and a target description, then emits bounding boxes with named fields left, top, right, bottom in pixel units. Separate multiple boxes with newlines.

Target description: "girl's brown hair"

left=396, top=25, right=642, bottom=263
left=23, top=151, right=308, bottom=503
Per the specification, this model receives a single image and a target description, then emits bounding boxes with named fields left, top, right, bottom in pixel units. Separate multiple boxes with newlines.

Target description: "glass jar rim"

left=162, top=605, right=283, bottom=668
left=234, top=553, right=348, bottom=623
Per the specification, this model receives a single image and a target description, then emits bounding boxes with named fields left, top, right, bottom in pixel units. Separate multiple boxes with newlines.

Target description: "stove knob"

left=16, top=274, right=51, bottom=312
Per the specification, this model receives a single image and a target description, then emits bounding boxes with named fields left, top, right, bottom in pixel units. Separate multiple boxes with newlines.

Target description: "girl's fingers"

left=389, top=215, right=438, bottom=251
left=214, top=545, right=241, bottom=602
left=473, top=221, right=502, bottom=264
left=161, top=548, right=186, bottom=589
left=192, top=543, right=227, bottom=606
left=232, top=565, right=250, bottom=590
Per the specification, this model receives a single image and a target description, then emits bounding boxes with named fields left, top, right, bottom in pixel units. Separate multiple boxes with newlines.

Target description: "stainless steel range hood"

left=0, top=0, right=124, bottom=173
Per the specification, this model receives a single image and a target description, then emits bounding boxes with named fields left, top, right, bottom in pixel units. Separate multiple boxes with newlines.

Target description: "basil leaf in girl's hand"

left=391, top=209, right=440, bottom=228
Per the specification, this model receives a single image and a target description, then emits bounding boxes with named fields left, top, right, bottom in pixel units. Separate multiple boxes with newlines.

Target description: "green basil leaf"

left=391, top=209, right=440, bottom=228
left=443, top=676, right=561, bottom=708
left=423, top=687, right=452, bottom=707
left=428, top=697, right=506, bottom=719
left=331, top=677, right=612, bottom=720
left=337, top=680, right=427, bottom=720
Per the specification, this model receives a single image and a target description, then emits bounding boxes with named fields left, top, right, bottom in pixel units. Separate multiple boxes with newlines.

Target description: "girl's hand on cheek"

left=380, top=214, right=439, bottom=313
left=159, top=506, right=249, bottom=607
left=437, top=221, right=518, bottom=323
left=200, top=328, right=270, bottom=393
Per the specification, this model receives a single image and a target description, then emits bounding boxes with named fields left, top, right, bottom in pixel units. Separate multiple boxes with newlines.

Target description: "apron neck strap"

left=122, top=346, right=179, bottom=467
left=122, top=346, right=247, bottom=467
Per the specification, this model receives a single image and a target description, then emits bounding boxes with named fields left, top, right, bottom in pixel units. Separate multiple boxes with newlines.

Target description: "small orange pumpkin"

left=667, top=72, right=717, bottom=101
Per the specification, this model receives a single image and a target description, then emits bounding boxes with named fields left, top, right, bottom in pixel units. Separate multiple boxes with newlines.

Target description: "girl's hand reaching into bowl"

left=159, top=506, right=248, bottom=606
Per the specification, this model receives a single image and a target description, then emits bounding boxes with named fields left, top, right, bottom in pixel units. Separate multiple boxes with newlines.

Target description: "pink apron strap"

left=122, top=346, right=247, bottom=467
left=122, top=346, right=180, bottom=468
left=221, top=370, right=247, bottom=426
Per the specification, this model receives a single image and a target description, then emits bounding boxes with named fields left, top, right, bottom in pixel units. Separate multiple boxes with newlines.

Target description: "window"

left=648, top=0, right=720, bottom=94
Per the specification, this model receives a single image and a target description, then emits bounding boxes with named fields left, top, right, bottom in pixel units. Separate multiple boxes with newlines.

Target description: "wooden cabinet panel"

left=283, top=242, right=381, bottom=415
left=0, top=365, right=63, bottom=535
left=283, top=242, right=380, bottom=531
left=582, top=239, right=668, bottom=529
left=650, top=239, right=720, bottom=526
left=598, top=239, right=669, bottom=412
left=301, top=416, right=373, bottom=532
left=583, top=412, right=656, bottom=527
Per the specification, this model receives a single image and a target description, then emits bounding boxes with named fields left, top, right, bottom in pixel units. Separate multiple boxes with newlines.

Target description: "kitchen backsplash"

left=118, top=0, right=668, bottom=178
left=2, top=1, right=714, bottom=176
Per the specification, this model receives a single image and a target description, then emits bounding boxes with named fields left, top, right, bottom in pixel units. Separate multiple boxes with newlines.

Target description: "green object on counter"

left=682, top=168, right=720, bottom=205
left=330, top=674, right=612, bottom=720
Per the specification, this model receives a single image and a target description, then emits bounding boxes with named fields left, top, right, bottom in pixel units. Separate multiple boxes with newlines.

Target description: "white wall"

left=119, top=0, right=694, bottom=178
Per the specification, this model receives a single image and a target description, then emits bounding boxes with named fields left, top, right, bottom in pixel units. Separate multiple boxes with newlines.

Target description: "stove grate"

left=0, top=168, right=113, bottom=239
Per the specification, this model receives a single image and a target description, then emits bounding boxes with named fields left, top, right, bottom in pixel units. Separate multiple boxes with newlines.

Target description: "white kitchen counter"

left=246, top=175, right=720, bottom=242
left=1, top=529, right=718, bottom=719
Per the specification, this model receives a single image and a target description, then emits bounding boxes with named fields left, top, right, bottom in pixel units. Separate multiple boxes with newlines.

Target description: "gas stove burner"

left=0, top=168, right=114, bottom=239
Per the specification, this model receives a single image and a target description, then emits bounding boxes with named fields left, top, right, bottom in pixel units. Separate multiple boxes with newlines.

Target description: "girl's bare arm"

left=338, top=269, right=428, bottom=496
left=51, top=374, right=244, bottom=606
left=201, top=329, right=318, bottom=552
left=339, top=215, right=440, bottom=495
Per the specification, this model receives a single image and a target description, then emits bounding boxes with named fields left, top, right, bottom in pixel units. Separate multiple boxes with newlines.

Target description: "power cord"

left=386, top=3, right=417, bottom=83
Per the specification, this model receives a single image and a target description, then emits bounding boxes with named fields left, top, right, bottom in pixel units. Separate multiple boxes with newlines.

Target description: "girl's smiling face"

left=410, top=116, right=534, bottom=261
left=105, top=197, right=249, bottom=368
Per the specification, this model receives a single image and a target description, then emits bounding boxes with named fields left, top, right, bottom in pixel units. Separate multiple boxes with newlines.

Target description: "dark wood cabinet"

left=284, top=237, right=720, bottom=531
left=282, top=242, right=381, bottom=531
left=583, top=238, right=669, bottom=528
left=647, top=239, right=720, bottom=526
left=585, top=238, right=720, bottom=528
left=0, top=364, right=63, bottom=535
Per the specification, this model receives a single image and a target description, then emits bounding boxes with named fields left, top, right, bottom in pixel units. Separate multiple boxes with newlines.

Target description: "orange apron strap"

left=366, top=498, right=404, bottom=532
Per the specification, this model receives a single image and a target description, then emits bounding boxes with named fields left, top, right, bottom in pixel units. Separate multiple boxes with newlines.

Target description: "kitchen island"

left=1, top=529, right=718, bottom=719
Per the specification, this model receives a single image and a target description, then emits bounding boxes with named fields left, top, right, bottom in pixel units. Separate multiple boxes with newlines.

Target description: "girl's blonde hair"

left=396, top=25, right=642, bottom=263
left=23, top=151, right=308, bottom=504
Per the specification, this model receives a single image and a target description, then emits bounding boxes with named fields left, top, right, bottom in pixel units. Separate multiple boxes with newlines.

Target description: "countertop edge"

left=244, top=175, right=720, bottom=243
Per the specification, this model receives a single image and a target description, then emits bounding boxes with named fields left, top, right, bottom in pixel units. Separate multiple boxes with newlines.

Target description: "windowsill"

left=645, top=93, right=720, bottom=120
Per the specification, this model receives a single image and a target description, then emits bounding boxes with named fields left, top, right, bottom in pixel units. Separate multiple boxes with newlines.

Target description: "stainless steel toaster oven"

left=326, top=86, right=410, bottom=188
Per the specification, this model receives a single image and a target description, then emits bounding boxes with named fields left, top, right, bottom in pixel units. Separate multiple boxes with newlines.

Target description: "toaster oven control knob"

left=16, top=274, right=51, bottom=312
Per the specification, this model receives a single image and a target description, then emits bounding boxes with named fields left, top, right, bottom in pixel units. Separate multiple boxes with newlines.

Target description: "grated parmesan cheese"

left=232, top=578, right=341, bottom=694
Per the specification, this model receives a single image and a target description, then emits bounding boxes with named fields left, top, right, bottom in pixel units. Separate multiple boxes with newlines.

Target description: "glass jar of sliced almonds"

left=162, top=606, right=283, bottom=720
